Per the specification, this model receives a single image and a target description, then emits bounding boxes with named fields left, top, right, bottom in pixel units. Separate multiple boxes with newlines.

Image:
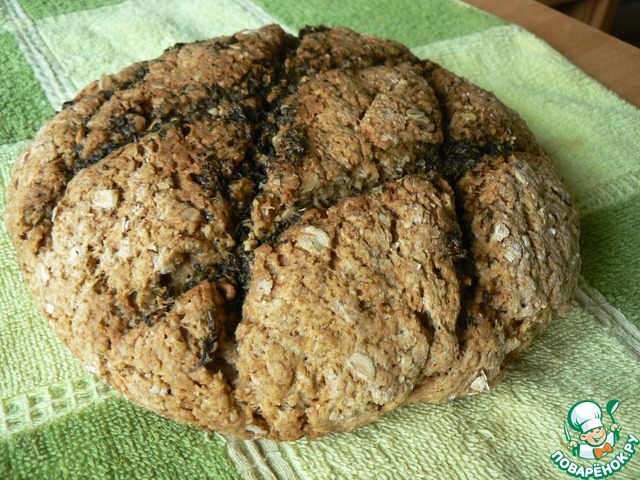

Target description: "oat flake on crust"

left=4, top=25, right=580, bottom=440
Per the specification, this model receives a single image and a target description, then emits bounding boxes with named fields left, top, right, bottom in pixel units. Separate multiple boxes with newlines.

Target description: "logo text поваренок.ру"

left=550, top=434, right=638, bottom=479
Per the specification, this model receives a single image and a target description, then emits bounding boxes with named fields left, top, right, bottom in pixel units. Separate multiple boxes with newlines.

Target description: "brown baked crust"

left=4, top=25, right=580, bottom=440
left=239, top=174, right=459, bottom=439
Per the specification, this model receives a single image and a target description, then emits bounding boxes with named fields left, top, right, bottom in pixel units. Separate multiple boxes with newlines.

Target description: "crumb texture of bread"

left=4, top=24, right=580, bottom=440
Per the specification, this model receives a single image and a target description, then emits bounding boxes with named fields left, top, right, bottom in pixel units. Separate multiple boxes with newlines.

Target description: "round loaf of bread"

left=4, top=25, right=580, bottom=440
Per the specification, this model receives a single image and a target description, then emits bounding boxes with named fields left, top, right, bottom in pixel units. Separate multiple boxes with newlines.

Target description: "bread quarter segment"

left=3, top=24, right=580, bottom=440
left=457, top=153, right=581, bottom=355
left=239, top=174, right=460, bottom=439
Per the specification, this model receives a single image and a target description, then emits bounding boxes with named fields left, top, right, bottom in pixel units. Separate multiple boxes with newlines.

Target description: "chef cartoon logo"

left=566, top=400, right=621, bottom=460
left=550, top=399, right=639, bottom=479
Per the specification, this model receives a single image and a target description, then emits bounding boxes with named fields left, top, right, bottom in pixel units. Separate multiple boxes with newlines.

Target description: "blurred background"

left=542, top=0, right=640, bottom=46
left=611, top=0, right=640, bottom=46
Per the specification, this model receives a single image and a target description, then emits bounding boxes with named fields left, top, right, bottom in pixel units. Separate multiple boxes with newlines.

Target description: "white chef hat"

left=568, top=401, right=604, bottom=434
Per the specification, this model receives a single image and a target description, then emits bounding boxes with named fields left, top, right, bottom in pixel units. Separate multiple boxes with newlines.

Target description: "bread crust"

left=4, top=25, right=580, bottom=440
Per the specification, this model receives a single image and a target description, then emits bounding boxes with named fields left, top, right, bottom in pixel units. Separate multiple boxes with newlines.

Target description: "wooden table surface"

left=465, top=0, right=640, bottom=108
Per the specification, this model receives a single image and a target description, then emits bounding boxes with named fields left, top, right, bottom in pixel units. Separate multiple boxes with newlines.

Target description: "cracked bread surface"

left=4, top=24, right=580, bottom=440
